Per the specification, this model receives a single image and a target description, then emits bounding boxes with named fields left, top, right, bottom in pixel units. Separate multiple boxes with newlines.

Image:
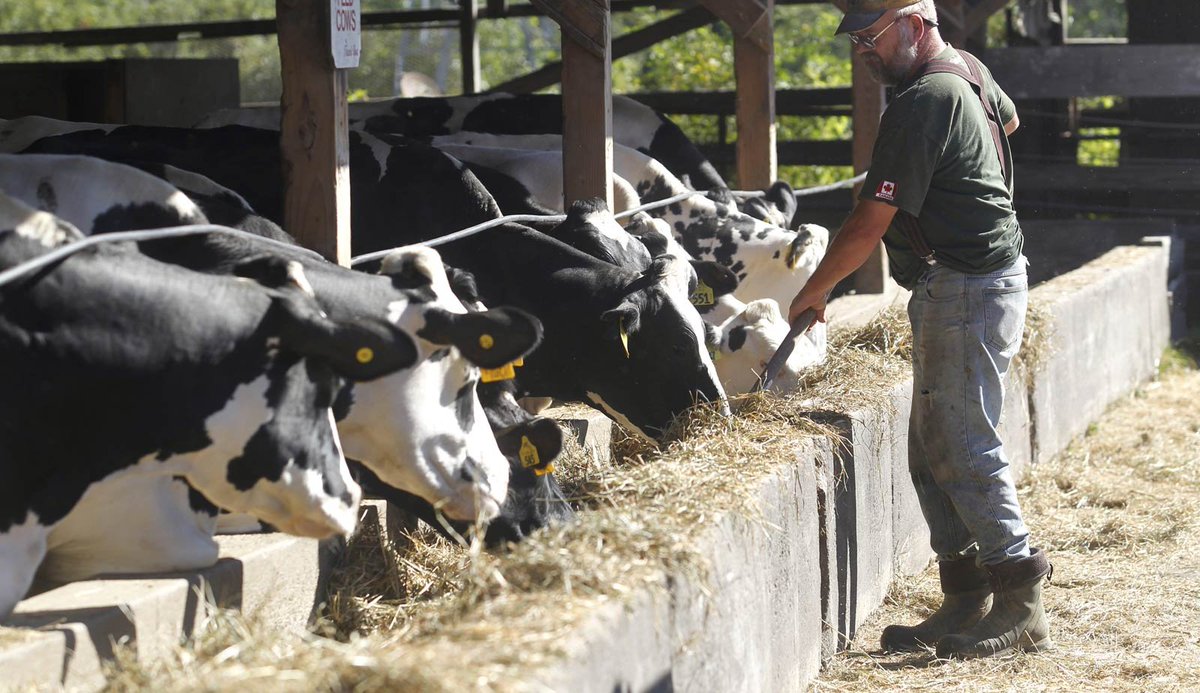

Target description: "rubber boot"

left=936, top=548, right=1053, bottom=659
left=880, top=556, right=992, bottom=653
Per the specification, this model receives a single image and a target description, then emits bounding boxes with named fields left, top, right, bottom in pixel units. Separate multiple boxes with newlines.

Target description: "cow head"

left=712, top=298, right=826, bottom=395
left=581, top=254, right=730, bottom=440
left=338, top=246, right=542, bottom=522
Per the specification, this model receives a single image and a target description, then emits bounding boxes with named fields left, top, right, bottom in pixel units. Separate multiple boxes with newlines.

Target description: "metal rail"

left=0, top=224, right=323, bottom=291
left=350, top=171, right=866, bottom=266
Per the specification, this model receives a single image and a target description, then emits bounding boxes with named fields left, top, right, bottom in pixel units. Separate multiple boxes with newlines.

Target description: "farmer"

left=787, top=0, right=1051, bottom=659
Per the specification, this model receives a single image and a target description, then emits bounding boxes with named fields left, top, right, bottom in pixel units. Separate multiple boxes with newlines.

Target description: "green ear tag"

left=619, top=318, right=630, bottom=359
left=519, top=435, right=540, bottom=469
left=707, top=344, right=722, bottom=362
left=689, top=280, right=715, bottom=307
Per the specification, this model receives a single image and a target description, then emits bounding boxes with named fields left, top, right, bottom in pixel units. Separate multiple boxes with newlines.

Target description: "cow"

left=0, top=194, right=421, bottom=619
left=556, top=205, right=825, bottom=395
left=12, top=120, right=729, bottom=440
left=0, top=151, right=565, bottom=558
left=427, top=134, right=830, bottom=319
left=195, top=93, right=802, bottom=229
left=0, top=153, right=207, bottom=233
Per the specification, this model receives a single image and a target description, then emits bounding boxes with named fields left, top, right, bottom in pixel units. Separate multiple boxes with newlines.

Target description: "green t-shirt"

left=860, top=46, right=1023, bottom=289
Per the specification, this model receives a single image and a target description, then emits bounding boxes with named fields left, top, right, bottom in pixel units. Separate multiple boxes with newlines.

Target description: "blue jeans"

left=907, top=256, right=1030, bottom=567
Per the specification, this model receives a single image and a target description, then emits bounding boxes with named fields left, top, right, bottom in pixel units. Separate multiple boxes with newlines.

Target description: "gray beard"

left=866, top=32, right=922, bottom=86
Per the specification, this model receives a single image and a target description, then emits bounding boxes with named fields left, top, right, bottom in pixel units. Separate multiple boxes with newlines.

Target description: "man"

left=787, top=0, right=1051, bottom=659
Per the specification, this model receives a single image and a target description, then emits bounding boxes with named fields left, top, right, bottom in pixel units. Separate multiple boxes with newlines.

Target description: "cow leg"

left=0, top=514, right=49, bottom=620
left=40, top=475, right=220, bottom=583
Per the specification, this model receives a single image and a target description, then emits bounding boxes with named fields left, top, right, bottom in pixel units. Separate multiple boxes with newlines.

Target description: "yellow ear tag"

left=619, top=318, right=630, bottom=359
left=480, top=362, right=516, bottom=383
left=519, top=435, right=540, bottom=469
left=479, top=334, right=495, bottom=350
left=533, top=463, right=556, bottom=477
left=356, top=347, right=374, bottom=364
left=689, top=280, right=715, bottom=307
left=512, top=357, right=524, bottom=367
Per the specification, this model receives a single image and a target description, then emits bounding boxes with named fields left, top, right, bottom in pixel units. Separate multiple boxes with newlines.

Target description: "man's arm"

left=1004, top=112, right=1020, bottom=136
left=786, top=199, right=898, bottom=325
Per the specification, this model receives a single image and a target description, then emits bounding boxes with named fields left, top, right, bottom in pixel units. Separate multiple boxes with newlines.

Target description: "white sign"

left=331, top=0, right=361, bottom=69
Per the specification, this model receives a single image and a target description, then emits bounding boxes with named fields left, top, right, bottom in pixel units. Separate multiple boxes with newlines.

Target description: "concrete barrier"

left=0, top=531, right=337, bottom=691
left=1026, top=242, right=1171, bottom=464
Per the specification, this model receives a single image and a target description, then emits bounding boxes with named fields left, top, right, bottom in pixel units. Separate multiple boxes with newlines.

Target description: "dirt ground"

left=812, top=347, right=1200, bottom=692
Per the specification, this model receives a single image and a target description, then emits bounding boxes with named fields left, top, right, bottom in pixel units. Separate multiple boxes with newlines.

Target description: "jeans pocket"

left=983, top=283, right=1027, bottom=352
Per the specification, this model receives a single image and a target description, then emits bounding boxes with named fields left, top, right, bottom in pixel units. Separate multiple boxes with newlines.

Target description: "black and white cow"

left=0, top=153, right=207, bottom=232
left=0, top=194, right=421, bottom=619
left=564, top=205, right=825, bottom=394
left=428, top=135, right=830, bottom=320
left=195, top=93, right=801, bottom=229
left=13, top=121, right=728, bottom=440
left=0, top=149, right=570, bottom=557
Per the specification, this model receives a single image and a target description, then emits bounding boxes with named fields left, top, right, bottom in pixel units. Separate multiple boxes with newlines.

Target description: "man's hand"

left=788, top=289, right=827, bottom=327
left=785, top=199, right=898, bottom=326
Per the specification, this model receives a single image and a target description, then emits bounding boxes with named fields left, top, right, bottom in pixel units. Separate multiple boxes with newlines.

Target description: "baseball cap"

left=836, top=0, right=923, bottom=35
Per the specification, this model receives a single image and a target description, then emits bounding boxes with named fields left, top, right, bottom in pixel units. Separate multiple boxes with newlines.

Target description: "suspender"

left=893, top=49, right=1009, bottom=265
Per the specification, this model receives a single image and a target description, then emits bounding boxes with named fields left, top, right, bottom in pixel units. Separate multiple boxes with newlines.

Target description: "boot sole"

left=941, top=633, right=1054, bottom=660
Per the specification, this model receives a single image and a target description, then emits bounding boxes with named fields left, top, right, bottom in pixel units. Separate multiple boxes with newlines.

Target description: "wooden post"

left=531, top=0, right=613, bottom=210
left=699, top=0, right=776, bottom=188
left=276, top=0, right=352, bottom=265
left=850, top=50, right=888, bottom=294
left=733, top=0, right=776, bottom=189
left=461, top=0, right=481, bottom=93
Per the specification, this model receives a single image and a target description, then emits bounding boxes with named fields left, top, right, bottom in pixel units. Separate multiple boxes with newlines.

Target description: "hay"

left=814, top=354, right=1200, bottom=691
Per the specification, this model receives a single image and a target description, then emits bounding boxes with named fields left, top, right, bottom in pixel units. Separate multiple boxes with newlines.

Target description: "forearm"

left=793, top=221, right=885, bottom=304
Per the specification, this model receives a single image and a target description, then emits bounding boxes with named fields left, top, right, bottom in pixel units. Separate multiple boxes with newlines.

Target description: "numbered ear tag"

left=519, top=435, right=541, bottom=469
left=690, top=280, right=715, bottom=307
left=619, top=318, right=630, bottom=359
left=480, top=362, right=516, bottom=383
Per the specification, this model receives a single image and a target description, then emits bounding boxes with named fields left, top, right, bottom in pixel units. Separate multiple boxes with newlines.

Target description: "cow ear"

left=601, top=301, right=641, bottom=350
left=493, top=417, right=564, bottom=475
left=691, top=261, right=738, bottom=297
left=764, top=180, right=798, bottom=227
left=267, top=283, right=419, bottom=381
left=418, top=306, right=543, bottom=369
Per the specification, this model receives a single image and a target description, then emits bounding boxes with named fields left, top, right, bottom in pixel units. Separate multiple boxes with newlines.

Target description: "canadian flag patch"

left=876, top=180, right=897, bottom=201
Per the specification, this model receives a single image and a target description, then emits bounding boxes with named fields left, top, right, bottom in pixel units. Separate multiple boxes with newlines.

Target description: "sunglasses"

left=847, top=16, right=899, bottom=50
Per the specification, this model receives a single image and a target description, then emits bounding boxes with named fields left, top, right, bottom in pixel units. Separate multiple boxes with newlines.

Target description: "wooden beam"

left=986, top=44, right=1200, bottom=99
left=632, top=87, right=852, bottom=116
left=850, top=50, right=888, bottom=294
left=546, top=0, right=613, bottom=209
left=461, top=0, right=481, bottom=93
left=276, top=0, right=351, bottom=265
left=732, top=0, right=776, bottom=188
left=696, top=0, right=771, bottom=52
left=487, top=6, right=712, bottom=94
left=529, top=0, right=608, bottom=58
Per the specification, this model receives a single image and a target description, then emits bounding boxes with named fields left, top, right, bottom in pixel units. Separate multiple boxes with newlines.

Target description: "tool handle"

left=754, top=308, right=818, bottom=393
